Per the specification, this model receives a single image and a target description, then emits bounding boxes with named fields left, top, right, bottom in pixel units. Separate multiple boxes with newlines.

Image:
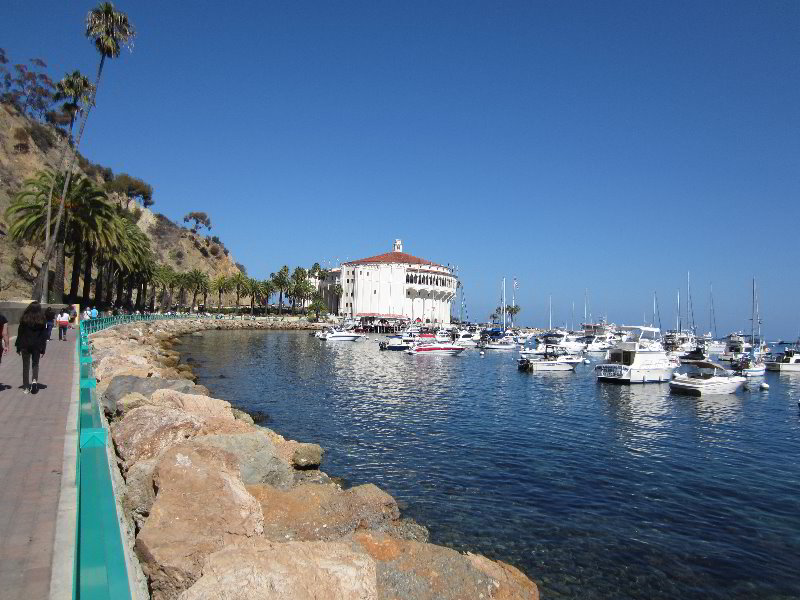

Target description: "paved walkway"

left=0, top=333, right=75, bottom=600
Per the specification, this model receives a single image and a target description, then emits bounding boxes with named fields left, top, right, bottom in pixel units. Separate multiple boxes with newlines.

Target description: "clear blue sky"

left=5, top=1, right=799, bottom=336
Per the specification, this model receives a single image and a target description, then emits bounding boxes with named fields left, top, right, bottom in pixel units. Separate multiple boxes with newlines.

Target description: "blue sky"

left=5, top=1, right=799, bottom=336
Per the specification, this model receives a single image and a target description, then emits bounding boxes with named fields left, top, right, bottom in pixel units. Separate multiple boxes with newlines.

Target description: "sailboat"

left=733, top=279, right=766, bottom=377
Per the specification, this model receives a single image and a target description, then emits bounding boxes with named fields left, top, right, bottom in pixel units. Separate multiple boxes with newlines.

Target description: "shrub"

left=209, top=244, right=220, bottom=256
left=199, top=246, right=209, bottom=257
left=223, top=248, right=229, bottom=256
left=211, top=236, right=221, bottom=244
left=13, top=142, right=29, bottom=154
left=13, top=128, right=28, bottom=142
left=26, top=123, right=56, bottom=153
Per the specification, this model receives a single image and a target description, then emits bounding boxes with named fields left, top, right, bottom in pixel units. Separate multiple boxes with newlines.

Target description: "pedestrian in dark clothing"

left=0, top=311, right=9, bottom=364
left=15, top=301, right=47, bottom=394
left=45, top=306, right=56, bottom=341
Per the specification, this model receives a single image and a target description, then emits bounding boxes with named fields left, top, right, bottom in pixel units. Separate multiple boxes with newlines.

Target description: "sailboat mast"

left=751, top=277, right=755, bottom=347
left=549, top=295, right=552, bottom=330
left=502, top=278, right=506, bottom=330
left=677, top=289, right=681, bottom=333
left=584, top=289, right=587, bottom=325
left=572, top=301, right=575, bottom=332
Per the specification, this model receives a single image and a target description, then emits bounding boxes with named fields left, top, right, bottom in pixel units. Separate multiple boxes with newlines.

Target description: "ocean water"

left=181, top=330, right=800, bottom=600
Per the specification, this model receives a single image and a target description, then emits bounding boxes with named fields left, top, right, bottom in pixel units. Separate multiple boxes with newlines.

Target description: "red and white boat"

left=405, top=334, right=465, bottom=356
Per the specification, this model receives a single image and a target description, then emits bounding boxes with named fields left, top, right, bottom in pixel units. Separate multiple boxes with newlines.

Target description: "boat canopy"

left=690, top=360, right=728, bottom=371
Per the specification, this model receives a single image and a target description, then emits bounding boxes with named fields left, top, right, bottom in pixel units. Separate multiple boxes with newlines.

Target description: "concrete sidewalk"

left=0, top=334, right=76, bottom=599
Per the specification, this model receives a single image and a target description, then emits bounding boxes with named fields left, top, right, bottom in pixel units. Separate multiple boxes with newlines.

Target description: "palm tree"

left=7, top=170, right=115, bottom=303
left=272, top=266, right=290, bottom=315
left=186, top=269, right=206, bottom=312
left=54, top=70, right=95, bottom=145
left=331, top=283, right=343, bottom=315
left=34, top=2, right=135, bottom=302
left=260, top=278, right=275, bottom=313
left=505, top=304, right=521, bottom=327
left=211, top=274, right=231, bottom=310
left=230, top=272, right=248, bottom=311
left=308, top=291, right=328, bottom=320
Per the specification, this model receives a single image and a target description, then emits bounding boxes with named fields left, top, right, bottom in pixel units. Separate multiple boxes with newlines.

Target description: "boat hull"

left=765, top=362, right=800, bottom=372
left=520, top=361, right=575, bottom=372
left=407, top=346, right=465, bottom=356
left=595, top=364, right=675, bottom=383
left=669, top=375, right=746, bottom=396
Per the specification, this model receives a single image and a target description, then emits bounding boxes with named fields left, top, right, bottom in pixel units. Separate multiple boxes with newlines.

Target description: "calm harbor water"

left=182, top=330, right=800, bottom=599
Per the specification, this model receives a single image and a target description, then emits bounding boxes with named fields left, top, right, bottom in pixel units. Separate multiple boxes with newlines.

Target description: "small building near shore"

left=320, top=240, right=458, bottom=325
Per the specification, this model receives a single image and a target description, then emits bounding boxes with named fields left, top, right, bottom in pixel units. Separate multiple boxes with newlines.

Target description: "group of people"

left=0, top=302, right=99, bottom=395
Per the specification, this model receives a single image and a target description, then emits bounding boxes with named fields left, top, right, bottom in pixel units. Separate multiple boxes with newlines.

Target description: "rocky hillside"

left=0, top=102, right=242, bottom=301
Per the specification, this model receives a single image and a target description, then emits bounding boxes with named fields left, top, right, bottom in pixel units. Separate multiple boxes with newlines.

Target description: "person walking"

left=57, top=309, right=70, bottom=341
left=44, top=306, right=56, bottom=341
left=15, top=301, right=47, bottom=394
left=0, top=310, right=8, bottom=392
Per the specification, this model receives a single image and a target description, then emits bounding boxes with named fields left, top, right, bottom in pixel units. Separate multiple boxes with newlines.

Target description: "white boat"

left=379, top=335, right=412, bottom=351
left=583, top=334, right=616, bottom=353
left=435, top=329, right=454, bottom=343
left=535, top=330, right=586, bottom=353
left=595, top=326, right=676, bottom=383
left=406, top=341, right=465, bottom=356
left=453, top=329, right=480, bottom=347
left=518, top=345, right=577, bottom=371
left=765, top=347, right=800, bottom=372
left=318, top=328, right=366, bottom=341
left=732, top=354, right=767, bottom=377
left=669, top=361, right=747, bottom=396
left=478, top=332, right=518, bottom=351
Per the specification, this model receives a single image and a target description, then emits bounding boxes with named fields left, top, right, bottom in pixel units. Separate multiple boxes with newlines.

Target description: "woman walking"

left=45, top=306, right=56, bottom=341
left=15, top=301, right=47, bottom=394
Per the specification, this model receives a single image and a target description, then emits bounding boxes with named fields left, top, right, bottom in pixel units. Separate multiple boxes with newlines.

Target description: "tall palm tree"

left=272, top=265, right=290, bottom=315
left=186, top=269, right=206, bottom=311
left=331, top=283, right=343, bottom=315
left=34, top=2, right=135, bottom=301
left=230, top=272, right=248, bottom=311
left=53, top=70, right=95, bottom=145
left=7, top=170, right=114, bottom=303
left=211, top=274, right=232, bottom=309
left=260, top=278, right=275, bottom=313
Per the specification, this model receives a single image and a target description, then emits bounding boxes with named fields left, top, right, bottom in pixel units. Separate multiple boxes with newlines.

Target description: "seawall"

left=90, top=317, right=539, bottom=599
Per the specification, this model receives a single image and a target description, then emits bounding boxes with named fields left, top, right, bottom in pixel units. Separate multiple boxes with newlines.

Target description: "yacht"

left=518, top=345, right=577, bottom=371
left=583, top=334, right=616, bottom=353
left=595, top=326, right=676, bottom=383
left=664, top=330, right=697, bottom=353
left=406, top=336, right=465, bottom=356
left=318, top=327, right=366, bottom=341
left=379, top=335, right=412, bottom=351
left=453, top=329, right=480, bottom=347
left=719, top=333, right=752, bottom=362
left=669, top=361, right=747, bottom=396
left=533, top=330, right=586, bottom=354
left=478, top=332, right=518, bottom=351
left=698, top=333, right=726, bottom=355
left=435, top=329, right=454, bottom=343
left=766, top=347, right=800, bottom=372
left=732, top=353, right=766, bottom=377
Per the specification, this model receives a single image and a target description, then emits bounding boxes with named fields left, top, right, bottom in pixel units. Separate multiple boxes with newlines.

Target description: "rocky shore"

left=91, top=318, right=539, bottom=599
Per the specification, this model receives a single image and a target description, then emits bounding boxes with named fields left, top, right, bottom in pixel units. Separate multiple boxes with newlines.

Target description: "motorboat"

left=719, top=333, right=751, bottom=362
left=583, top=334, right=616, bottom=353
left=669, top=360, right=747, bottom=396
left=663, top=330, right=697, bottom=353
left=765, top=347, right=800, bottom=372
left=453, top=329, right=480, bottom=347
left=732, top=354, right=766, bottom=377
left=318, top=328, right=366, bottom=341
left=435, top=329, right=454, bottom=343
left=406, top=339, right=465, bottom=356
left=595, top=326, right=676, bottom=383
left=698, top=333, right=726, bottom=355
left=379, top=336, right=412, bottom=351
left=520, top=344, right=582, bottom=363
left=478, top=332, right=518, bottom=351
left=535, top=330, right=586, bottom=353
left=518, top=345, right=577, bottom=371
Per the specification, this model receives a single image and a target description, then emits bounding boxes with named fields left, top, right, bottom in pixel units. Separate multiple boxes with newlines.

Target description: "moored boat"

left=669, top=360, right=746, bottom=396
left=765, top=347, right=800, bottom=372
left=595, top=326, right=676, bottom=383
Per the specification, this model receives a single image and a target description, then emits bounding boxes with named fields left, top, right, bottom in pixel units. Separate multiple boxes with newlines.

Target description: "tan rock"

left=111, top=406, right=252, bottom=468
left=149, top=389, right=234, bottom=420
left=351, top=531, right=539, bottom=600
left=135, top=444, right=264, bottom=600
left=291, top=442, right=324, bottom=468
left=247, top=482, right=400, bottom=542
left=177, top=539, right=377, bottom=600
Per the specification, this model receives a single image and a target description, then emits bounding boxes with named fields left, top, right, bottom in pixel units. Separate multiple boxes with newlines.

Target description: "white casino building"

left=322, top=240, right=458, bottom=324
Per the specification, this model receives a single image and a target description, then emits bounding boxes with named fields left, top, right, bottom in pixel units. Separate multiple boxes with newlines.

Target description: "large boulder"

left=192, top=432, right=293, bottom=488
left=111, top=405, right=252, bottom=469
left=102, top=375, right=209, bottom=416
left=149, top=389, right=234, bottom=420
left=122, top=457, right=158, bottom=531
left=135, top=444, right=264, bottom=600
left=247, top=482, right=401, bottom=542
left=291, top=442, right=324, bottom=469
left=350, top=531, right=539, bottom=600
left=177, top=539, right=377, bottom=600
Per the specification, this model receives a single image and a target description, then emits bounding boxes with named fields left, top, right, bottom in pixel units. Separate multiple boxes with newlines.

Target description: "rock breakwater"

left=92, top=318, right=540, bottom=599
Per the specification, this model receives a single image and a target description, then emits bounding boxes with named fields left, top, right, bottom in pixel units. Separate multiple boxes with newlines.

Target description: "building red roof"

left=345, top=251, right=444, bottom=268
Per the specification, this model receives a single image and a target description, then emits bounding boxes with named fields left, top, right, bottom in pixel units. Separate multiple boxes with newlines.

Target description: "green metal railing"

left=73, top=313, right=196, bottom=599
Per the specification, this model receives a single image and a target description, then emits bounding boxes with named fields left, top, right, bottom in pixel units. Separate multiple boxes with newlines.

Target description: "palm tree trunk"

left=52, top=241, right=65, bottom=304
left=191, top=290, right=198, bottom=312
left=203, top=290, right=208, bottom=308
left=125, top=276, right=135, bottom=308
left=68, top=242, right=83, bottom=301
left=94, top=258, right=105, bottom=307
left=33, top=54, right=106, bottom=302
left=279, top=292, right=283, bottom=314
left=115, top=273, right=125, bottom=307
left=218, top=290, right=223, bottom=309
left=82, top=243, right=95, bottom=302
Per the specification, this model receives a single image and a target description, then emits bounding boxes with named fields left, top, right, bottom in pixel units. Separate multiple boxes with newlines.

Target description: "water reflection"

left=182, top=330, right=800, bottom=600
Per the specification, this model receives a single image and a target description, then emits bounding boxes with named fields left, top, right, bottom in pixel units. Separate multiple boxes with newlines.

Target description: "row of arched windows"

left=405, top=272, right=455, bottom=288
